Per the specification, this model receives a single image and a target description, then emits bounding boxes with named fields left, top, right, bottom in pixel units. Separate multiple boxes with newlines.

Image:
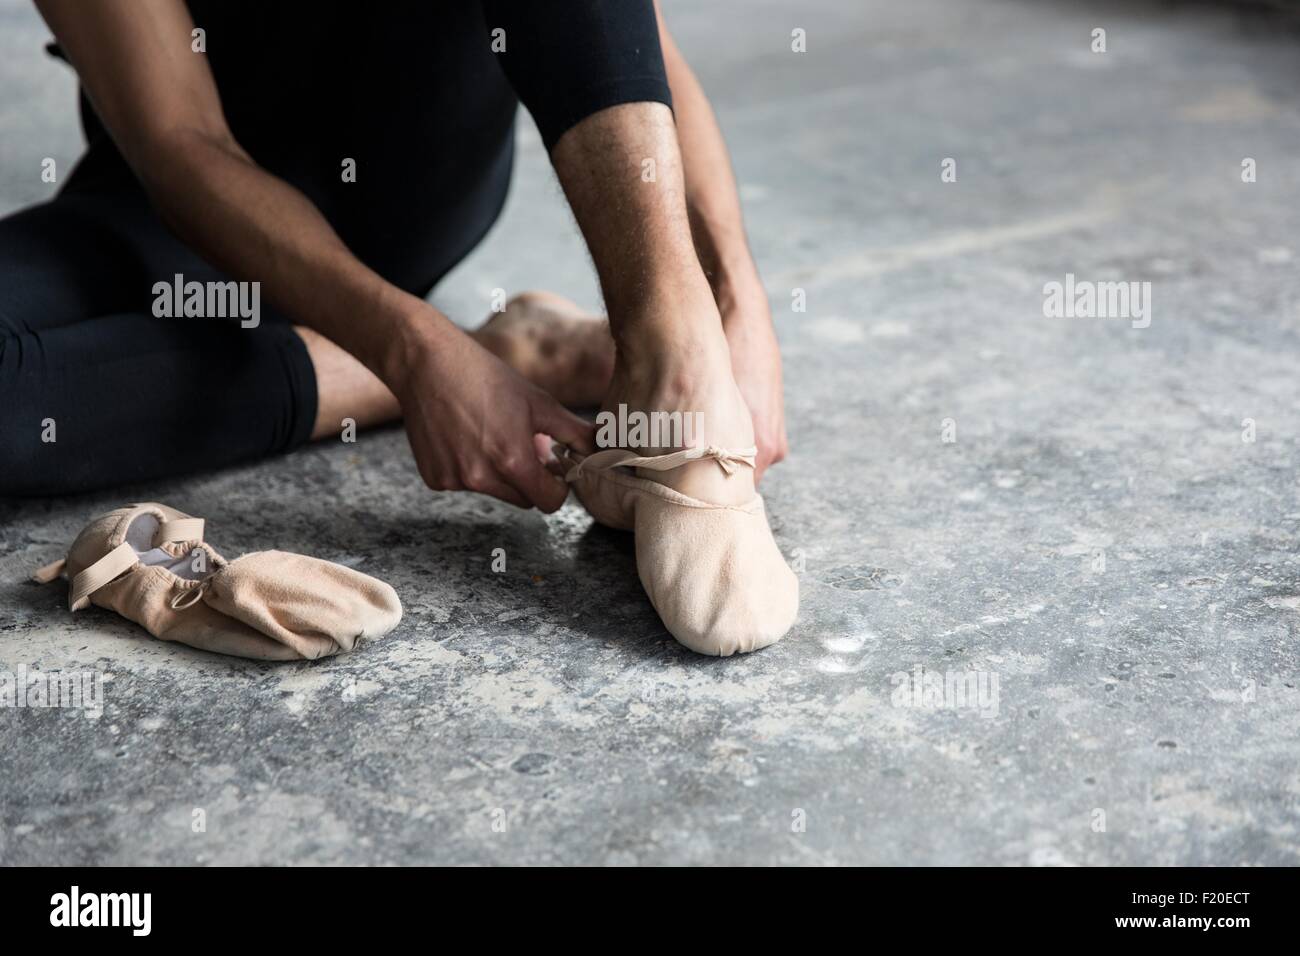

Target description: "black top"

left=59, top=1, right=519, bottom=289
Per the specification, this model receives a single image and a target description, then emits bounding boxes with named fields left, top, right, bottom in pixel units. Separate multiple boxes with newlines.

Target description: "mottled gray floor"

left=3, top=0, right=1299, bottom=866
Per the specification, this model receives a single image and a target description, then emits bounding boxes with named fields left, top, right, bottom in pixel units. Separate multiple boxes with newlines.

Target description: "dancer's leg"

left=484, top=1, right=756, bottom=504
left=550, top=104, right=757, bottom=506
left=0, top=194, right=317, bottom=496
left=542, top=104, right=795, bottom=656
left=0, top=310, right=316, bottom=496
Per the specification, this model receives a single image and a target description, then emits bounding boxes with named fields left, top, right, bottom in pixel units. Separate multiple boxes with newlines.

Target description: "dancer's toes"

left=474, top=291, right=614, bottom=407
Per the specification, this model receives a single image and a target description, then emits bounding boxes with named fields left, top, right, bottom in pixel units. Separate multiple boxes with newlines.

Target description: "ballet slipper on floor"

left=32, top=502, right=401, bottom=661
left=558, top=445, right=798, bottom=656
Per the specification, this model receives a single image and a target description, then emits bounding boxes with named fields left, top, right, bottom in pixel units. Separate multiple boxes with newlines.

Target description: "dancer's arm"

left=35, top=0, right=590, bottom=509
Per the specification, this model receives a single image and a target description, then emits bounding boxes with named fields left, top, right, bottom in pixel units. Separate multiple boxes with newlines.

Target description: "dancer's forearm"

left=134, top=129, right=439, bottom=383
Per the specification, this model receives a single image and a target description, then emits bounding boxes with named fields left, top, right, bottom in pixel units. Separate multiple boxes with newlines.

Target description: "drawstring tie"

left=562, top=444, right=758, bottom=482
left=170, top=581, right=208, bottom=610
left=696, top=445, right=751, bottom=476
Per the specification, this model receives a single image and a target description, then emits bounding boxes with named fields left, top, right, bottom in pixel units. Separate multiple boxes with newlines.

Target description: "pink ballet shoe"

left=32, top=502, right=401, bottom=661
left=558, top=445, right=798, bottom=656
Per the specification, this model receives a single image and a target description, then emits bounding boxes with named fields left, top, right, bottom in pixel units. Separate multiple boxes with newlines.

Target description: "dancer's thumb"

left=532, top=394, right=596, bottom=455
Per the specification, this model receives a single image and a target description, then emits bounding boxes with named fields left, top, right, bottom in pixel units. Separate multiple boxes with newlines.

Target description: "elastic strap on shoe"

left=564, top=445, right=757, bottom=482
left=67, top=542, right=139, bottom=612
left=154, top=517, right=204, bottom=546
left=35, top=513, right=205, bottom=611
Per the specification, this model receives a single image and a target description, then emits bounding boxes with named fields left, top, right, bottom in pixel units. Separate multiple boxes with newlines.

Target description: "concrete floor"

left=3, top=0, right=1300, bottom=865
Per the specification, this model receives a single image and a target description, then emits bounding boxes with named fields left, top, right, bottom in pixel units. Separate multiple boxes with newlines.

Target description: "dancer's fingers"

left=532, top=395, right=596, bottom=455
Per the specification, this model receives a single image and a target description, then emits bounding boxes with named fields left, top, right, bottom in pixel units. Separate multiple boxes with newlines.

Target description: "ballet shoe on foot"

left=32, top=502, right=401, bottom=660
left=558, top=445, right=798, bottom=656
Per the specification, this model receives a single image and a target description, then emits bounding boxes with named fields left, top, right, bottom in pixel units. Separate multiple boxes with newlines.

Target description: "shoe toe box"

left=635, top=496, right=798, bottom=656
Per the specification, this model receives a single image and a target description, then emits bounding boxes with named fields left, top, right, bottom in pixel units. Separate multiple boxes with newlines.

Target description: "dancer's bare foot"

left=473, top=291, right=615, bottom=408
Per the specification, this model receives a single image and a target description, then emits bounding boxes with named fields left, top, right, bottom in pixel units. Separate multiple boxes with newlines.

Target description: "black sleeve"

left=480, top=0, right=674, bottom=151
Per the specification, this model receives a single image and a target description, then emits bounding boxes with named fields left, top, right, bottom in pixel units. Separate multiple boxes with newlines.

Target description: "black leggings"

left=0, top=0, right=670, bottom=496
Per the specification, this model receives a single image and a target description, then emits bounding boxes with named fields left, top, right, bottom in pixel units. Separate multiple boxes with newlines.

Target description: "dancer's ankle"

left=609, top=281, right=730, bottom=370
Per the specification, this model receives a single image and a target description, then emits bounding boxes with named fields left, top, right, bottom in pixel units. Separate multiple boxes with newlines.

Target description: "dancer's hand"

left=386, top=313, right=595, bottom=511
left=720, top=289, right=788, bottom=483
